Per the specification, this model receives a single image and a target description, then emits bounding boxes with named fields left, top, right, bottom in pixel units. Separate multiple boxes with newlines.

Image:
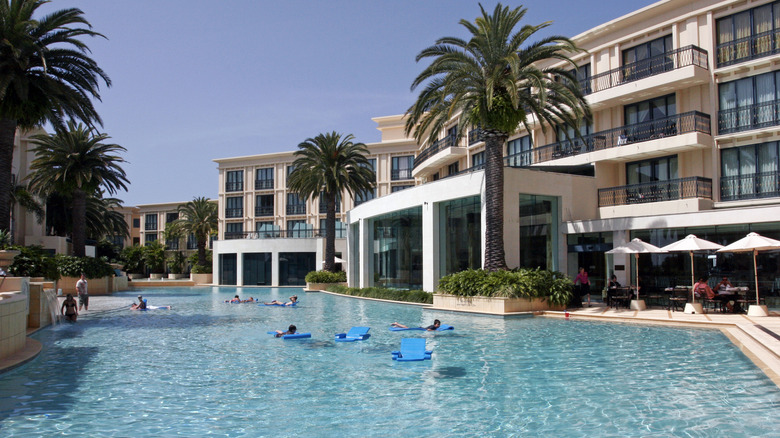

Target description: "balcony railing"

left=225, top=208, right=243, bottom=218
left=506, top=111, right=711, bottom=166
left=255, top=206, right=274, bottom=216
left=223, top=228, right=346, bottom=240
left=721, top=171, right=780, bottom=201
left=468, top=129, right=484, bottom=145
left=145, top=223, right=157, bottom=231
left=391, top=168, right=413, bottom=180
left=598, top=176, right=712, bottom=207
left=412, top=135, right=456, bottom=170
left=717, top=30, right=780, bottom=68
left=286, top=204, right=306, bottom=215
left=718, top=100, right=780, bottom=135
left=254, top=179, right=274, bottom=190
left=319, top=203, right=341, bottom=214
left=582, top=45, right=708, bottom=95
left=225, top=181, right=243, bottom=192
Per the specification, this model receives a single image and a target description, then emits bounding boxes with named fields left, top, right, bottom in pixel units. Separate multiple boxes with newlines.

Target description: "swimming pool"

left=1, top=286, right=778, bottom=436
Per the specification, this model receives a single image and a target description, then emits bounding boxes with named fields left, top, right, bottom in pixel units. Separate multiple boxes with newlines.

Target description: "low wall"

left=58, top=276, right=113, bottom=295
left=191, top=273, right=212, bottom=285
left=0, top=278, right=30, bottom=361
left=305, top=282, right=347, bottom=291
left=113, top=276, right=129, bottom=292
left=433, top=294, right=565, bottom=313
left=28, top=283, right=58, bottom=329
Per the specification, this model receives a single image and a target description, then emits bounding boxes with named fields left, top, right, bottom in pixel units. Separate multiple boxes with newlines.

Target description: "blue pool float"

left=267, top=331, right=311, bottom=340
left=391, top=338, right=433, bottom=361
left=389, top=324, right=453, bottom=332
left=335, top=326, right=371, bottom=342
left=260, top=302, right=299, bottom=307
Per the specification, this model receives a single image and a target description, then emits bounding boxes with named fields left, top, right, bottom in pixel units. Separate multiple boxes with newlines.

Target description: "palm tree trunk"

left=483, top=130, right=508, bottom=271
left=323, top=192, right=337, bottom=272
left=71, top=188, right=87, bottom=257
left=0, top=118, right=18, bottom=233
left=197, top=233, right=207, bottom=267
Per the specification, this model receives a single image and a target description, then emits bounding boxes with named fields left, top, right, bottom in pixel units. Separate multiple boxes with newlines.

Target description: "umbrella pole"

left=635, top=253, right=640, bottom=301
left=690, top=250, right=695, bottom=303
left=754, top=249, right=760, bottom=304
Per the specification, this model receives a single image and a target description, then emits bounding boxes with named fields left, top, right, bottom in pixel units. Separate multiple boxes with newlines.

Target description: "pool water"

left=1, top=286, right=778, bottom=437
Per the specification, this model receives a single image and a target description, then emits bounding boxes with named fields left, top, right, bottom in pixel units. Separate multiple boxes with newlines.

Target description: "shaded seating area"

left=668, top=287, right=689, bottom=312
left=606, top=287, right=632, bottom=309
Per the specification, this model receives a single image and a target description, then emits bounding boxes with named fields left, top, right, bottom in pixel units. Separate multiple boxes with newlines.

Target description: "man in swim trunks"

left=274, top=324, right=297, bottom=337
left=61, top=294, right=78, bottom=322
left=76, top=273, right=88, bottom=311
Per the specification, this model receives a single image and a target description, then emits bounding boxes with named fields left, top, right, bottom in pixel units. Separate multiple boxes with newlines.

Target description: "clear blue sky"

left=44, top=0, right=653, bottom=206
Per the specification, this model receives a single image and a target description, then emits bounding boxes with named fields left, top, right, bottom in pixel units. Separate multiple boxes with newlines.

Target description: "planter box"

left=58, top=276, right=112, bottom=295
left=0, top=249, right=20, bottom=269
left=128, top=273, right=145, bottom=280
left=190, top=273, right=212, bottom=285
left=433, top=294, right=565, bottom=313
left=149, top=273, right=165, bottom=280
left=306, top=282, right=347, bottom=291
left=167, top=273, right=186, bottom=279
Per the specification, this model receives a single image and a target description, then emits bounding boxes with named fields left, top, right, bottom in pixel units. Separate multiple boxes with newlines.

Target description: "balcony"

left=411, top=135, right=466, bottom=178
left=319, top=203, right=341, bottom=214
left=254, top=179, right=274, bottom=190
left=717, top=30, right=780, bottom=68
left=721, top=171, right=780, bottom=202
left=468, top=129, right=484, bottom=145
left=225, top=181, right=243, bottom=192
left=509, top=111, right=711, bottom=166
left=598, top=176, right=712, bottom=207
left=286, top=204, right=306, bottom=215
left=255, top=206, right=274, bottom=216
left=224, top=228, right=337, bottom=240
left=583, top=46, right=709, bottom=109
left=718, top=100, right=780, bottom=136
left=391, top=168, right=414, bottom=180
left=225, top=208, right=243, bottom=218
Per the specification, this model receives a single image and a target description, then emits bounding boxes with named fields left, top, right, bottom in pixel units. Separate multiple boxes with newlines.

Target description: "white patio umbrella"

left=717, top=232, right=780, bottom=314
left=606, top=238, right=667, bottom=301
left=661, top=234, right=723, bottom=304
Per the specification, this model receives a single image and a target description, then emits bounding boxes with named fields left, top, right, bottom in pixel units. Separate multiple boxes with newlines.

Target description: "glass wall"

left=243, top=253, right=271, bottom=286
left=371, top=206, right=423, bottom=289
left=219, top=253, right=237, bottom=285
left=518, top=194, right=559, bottom=271
left=440, top=196, right=481, bottom=276
left=279, top=252, right=316, bottom=286
left=350, top=223, right=360, bottom=286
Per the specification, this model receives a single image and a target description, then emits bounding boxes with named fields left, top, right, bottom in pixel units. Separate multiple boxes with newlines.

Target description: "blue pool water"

left=1, top=286, right=779, bottom=437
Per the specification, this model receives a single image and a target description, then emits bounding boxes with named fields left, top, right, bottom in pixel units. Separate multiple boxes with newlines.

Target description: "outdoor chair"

left=669, top=288, right=688, bottom=312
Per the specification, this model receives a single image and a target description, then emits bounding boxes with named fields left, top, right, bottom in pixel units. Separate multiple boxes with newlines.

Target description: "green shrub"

left=7, top=245, right=59, bottom=279
left=305, top=270, right=346, bottom=283
left=438, top=268, right=572, bottom=306
left=190, top=263, right=212, bottom=274
left=143, top=241, right=166, bottom=273
left=55, top=255, right=115, bottom=279
left=168, top=251, right=185, bottom=274
left=120, top=245, right=145, bottom=274
left=325, top=284, right=433, bottom=304
left=188, top=250, right=212, bottom=273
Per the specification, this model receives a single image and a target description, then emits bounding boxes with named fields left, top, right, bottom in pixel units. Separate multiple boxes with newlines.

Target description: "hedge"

left=325, top=284, right=432, bottom=304
left=437, top=268, right=572, bottom=306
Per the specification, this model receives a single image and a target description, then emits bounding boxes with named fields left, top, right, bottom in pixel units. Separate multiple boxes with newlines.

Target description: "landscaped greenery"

left=7, top=245, right=58, bottom=279
left=143, top=241, right=166, bottom=274
left=305, top=270, right=347, bottom=283
left=175, top=197, right=217, bottom=271
left=437, top=268, right=573, bottom=306
left=168, top=251, right=185, bottom=275
left=188, top=250, right=212, bottom=274
left=325, top=284, right=433, bottom=304
left=119, top=245, right=145, bottom=275
left=54, top=255, right=115, bottom=279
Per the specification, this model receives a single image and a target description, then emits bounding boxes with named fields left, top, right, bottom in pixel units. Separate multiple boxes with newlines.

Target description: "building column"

left=236, top=251, right=244, bottom=286
left=422, top=201, right=439, bottom=292
left=359, top=218, right=371, bottom=288
left=271, top=252, right=279, bottom=287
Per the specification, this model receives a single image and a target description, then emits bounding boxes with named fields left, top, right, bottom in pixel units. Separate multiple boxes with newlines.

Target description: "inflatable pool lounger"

left=267, top=331, right=311, bottom=339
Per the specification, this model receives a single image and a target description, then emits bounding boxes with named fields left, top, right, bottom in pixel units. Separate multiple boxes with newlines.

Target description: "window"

left=286, top=193, right=306, bottom=215
left=626, top=155, right=678, bottom=184
left=166, top=212, right=178, bottom=224
left=624, top=94, right=676, bottom=140
left=255, top=194, right=274, bottom=216
left=225, top=170, right=243, bottom=192
left=354, top=189, right=376, bottom=206
left=319, top=192, right=341, bottom=214
left=448, top=162, right=459, bottom=176
left=572, top=63, right=591, bottom=95
left=391, top=185, right=414, bottom=193
left=225, top=197, right=243, bottom=218
left=255, top=167, right=274, bottom=190
left=506, top=136, right=532, bottom=166
left=391, top=156, right=414, bottom=180
left=472, top=151, right=485, bottom=168
left=145, top=214, right=157, bottom=231
left=719, top=71, right=780, bottom=134
left=133, top=237, right=140, bottom=246
left=144, top=233, right=157, bottom=245
left=447, top=125, right=458, bottom=146
left=225, top=222, right=243, bottom=239
left=256, top=221, right=280, bottom=238
left=187, top=233, right=197, bottom=250
left=286, top=165, right=296, bottom=187
left=319, top=219, right=346, bottom=238
left=721, top=141, right=780, bottom=200
left=133, top=218, right=140, bottom=228
left=287, top=220, right=312, bottom=238
left=716, top=2, right=780, bottom=66
left=622, top=35, right=673, bottom=81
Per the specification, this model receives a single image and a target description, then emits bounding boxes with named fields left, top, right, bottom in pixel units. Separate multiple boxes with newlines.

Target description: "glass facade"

left=506, top=135, right=532, bottom=167
left=319, top=219, right=346, bottom=238
left=518, top=194, right=558, bottom=271
left=279, top=252, right=315, bottom=286
left=243, top=253, right=271, bottom=286
left=219, top=253, right=237, bottom=285
left=371, top=207, right=423, bottom=289
left=439, top=196, right=481, bottom=276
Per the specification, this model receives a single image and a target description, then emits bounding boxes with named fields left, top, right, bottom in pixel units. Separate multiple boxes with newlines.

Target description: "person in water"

left=226, top=295, right=241, bottom=303
left=131, top=295, right=147, bottom=310
left=274, top=324, right=297, bottom=337
left=61, top=293, right=78, bottom=322
left=391, top=319, right=442, bottom=331
left=242, top=297, right=255, bottom=303
left=265, top=295, right=298, bottom=306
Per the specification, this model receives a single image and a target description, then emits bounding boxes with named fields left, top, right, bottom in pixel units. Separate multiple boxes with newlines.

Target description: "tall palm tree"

left=0, top=0, right=111, bottom=233
left=405, top=3, right=590, bottom=271
left=288, top=132, right=375, bottom=272
left=175, top=197, right=217, bottom=269
left=27, top=122, right=128, bottom=256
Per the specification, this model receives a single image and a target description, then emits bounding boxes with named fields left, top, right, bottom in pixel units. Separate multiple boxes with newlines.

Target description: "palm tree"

left=288, top=132, right=375, bottom=272
left=175, top=197, right=217, bottom=269
left=405, top=4, right=590, bottom=271
left=27, top=122, right=128, bottom=257
left=0, top=0, right=111, bottom=233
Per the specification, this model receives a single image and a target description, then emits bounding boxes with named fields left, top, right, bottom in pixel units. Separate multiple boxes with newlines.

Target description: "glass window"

left=287, top=220, right=312, bottom=238
left=255, top=194, right=274, bottom=216
left=255, top=221, right=279, bottom=238
left=472, top=151, right=485, bottom=168
left=319, top=191, right=341, bottom=214
left=391, top=185, right=414, bottom=193
left=225, top=197, right=243, bottom=218
left=719, top=71, right=780, bottom=134
left=226, top=170, right=243, bottom=192
left=286, top=193, right=306, bottom=215
left=144, top=233, right=157, bottom=245
left=624, top=94, right=676, bottom=140
left=133, top=218, right=140, bottom=228
left=145, top=214, right=157, bottom=231
left=354, top=189, right=376, bottom=206
left=219, top=253, right=237, bottom=285
left=448, top=162, right=459, bottom=176
left=255, top=168, right=274, bottom=190
left=286, top=165, right=296, bottom=187
left=720, top=141, right=780, bottom=200
left=626, top=155, right=678, bottom=184
left=440, top=196, right=481, bottom=276
left=166, top=212, right=178, bottom=224
left=622, top=35, right=673, bottom=80
left=371, top=207, right=423, bottom=289
left=716, top=3, right=780, bottom=66
left=278, top=252, right=316, bottom=286
left=243, top=253, right=271, bottom=286
left=225, top=222, right=243, bottom=238
left=320, top=219, right=346, bottom=238
left=391, top=156, right=414, bottom=180
left=518, top=194, right=558, bottom=271
left=507, top=135, right=532, bottom=166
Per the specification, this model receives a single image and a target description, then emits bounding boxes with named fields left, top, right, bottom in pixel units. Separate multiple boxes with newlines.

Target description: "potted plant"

left=167, top=251, right=185, bottom=279
left=305, top=270, right=347, bottom=291
left=120, top=245, right=146, bottom=279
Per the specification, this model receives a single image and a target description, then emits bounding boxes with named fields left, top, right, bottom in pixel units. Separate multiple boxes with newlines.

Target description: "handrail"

left=720, top=171, right=780, bottom=201
left=718, top=99, right=780, bottom=135
left=223, top=228, right=346, bottom=240
left=598, top=176, right=712, bottom=207
left=412, top=135, right=458, bottom=170
left=716, top=29, right=780, bottom=68
left=254, top=179, right=274, bottom=190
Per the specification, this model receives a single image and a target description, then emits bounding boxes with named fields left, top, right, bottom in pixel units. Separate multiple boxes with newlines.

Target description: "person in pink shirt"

left=574, top=267, right=591, bottom=307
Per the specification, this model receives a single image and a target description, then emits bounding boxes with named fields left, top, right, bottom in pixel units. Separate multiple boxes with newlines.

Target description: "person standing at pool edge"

left=575, top=267, right=591, bottom=307
left=76, top=273, right=88, bottom=311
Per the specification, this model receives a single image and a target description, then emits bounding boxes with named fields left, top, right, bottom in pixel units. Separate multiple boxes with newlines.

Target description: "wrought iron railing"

left=225, top=181, right=243, bottom=192
left=223, top=228, right=347, bottom=240
left=254, top=179, right=274, bottom=190
left=319, top=203, right=341, bottom=214
left=718, top=99, right=780, bottom=135
left=225, top=208, right=243, bottom=218
left=721, top=171, right=780, bottom=201
left=717, top=30, right=780, bottom=68
left=598, top=176, right=712, bottom=207
left=468, top=129, right=484, bottom=145
left=505, top=111, right=711, bottom=166
left=582, top=45, right=708, bottom=94
left=145, top=223, right=157, bottom=231
left=286, top=204, right=306, bottom=215
left=412, top=135, right=457, bottom=170
left=255, top=206, right=274, bottom=216
left=391, top=168, right=414, bottom=180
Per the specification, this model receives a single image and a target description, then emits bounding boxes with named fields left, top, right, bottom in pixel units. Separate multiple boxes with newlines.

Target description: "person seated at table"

left=716, top=276, right=733, bottom=291
left=608, top=275, right=621, bottom=289
left=694, top=277, right=733, bottom=312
